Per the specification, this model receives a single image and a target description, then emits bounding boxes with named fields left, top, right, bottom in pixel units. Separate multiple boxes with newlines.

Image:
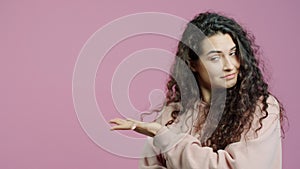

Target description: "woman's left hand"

left=109, top=118, right=163, bottom=137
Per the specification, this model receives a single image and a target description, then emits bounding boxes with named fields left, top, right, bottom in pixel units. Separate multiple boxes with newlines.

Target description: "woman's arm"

left=139, top=138, right=168, bottom=169
left=140, top=96, right=282, bottom=169
left=111, top=96, right=281, bottom=168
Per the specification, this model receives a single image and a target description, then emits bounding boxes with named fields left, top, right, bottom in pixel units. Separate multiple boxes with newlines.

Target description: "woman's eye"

left=229, top=52, right=237, bottom=56
left=210, top=56, right=220, bottom=61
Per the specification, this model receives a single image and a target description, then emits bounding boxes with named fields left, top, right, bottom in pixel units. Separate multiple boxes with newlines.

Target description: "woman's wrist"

left=151, top=125, right=163, bottom=136
left=134, top=122, right=163, bottom=137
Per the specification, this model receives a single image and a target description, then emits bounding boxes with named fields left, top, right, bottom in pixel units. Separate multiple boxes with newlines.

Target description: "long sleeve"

left=139, top=96, right=282, bottom=169
left=139, top=103, right=179, bottom=169
left=139, top=138, right=167, bottom=169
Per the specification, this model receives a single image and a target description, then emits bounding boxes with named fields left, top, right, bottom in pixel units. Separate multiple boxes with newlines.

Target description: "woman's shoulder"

left=244, top=94, right=281, bottom=140
left=256, top=94, right=281, bottom=116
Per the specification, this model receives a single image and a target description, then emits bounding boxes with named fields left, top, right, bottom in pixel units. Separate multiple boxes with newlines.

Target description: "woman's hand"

left=109, top=118, right=163, bottom=137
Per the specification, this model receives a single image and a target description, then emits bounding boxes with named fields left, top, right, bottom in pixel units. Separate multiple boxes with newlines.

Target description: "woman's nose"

left=223, top=57, right=234, bottom=70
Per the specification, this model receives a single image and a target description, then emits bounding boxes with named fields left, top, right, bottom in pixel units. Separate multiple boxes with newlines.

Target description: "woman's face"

left=191, top=33, right=240, bottom=89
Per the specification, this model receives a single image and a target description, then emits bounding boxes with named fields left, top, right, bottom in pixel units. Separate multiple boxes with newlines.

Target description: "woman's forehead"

left=201, top=33, right=236, bottom=55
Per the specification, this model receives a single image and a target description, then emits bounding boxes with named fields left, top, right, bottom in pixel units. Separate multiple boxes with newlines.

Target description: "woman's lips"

left=221, top=73, right=236, bottom=80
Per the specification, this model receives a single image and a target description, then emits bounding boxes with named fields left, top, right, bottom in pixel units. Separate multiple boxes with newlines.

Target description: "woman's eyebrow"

left=206, top=50, right=222, bottom=55
left=230, top=46, right=237, bottom=51
left=206, top=46, right=236, bottom=55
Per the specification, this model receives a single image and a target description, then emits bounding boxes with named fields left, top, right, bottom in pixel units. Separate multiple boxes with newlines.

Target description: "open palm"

left=109, top=118, right=163, bottom=137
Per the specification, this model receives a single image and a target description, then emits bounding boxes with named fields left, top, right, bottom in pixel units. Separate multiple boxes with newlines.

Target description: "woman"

left=110, top=12, right=285, bottom=169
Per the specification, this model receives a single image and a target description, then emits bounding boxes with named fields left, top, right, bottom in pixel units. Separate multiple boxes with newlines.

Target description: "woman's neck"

left=200, top=86, right=211, bottom=104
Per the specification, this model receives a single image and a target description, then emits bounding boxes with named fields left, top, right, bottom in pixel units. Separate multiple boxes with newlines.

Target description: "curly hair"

left=162, top=12, right=285, bottom=152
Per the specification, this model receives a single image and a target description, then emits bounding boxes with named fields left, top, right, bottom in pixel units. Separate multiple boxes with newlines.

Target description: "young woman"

left=110, top=12, right=285, bottom=169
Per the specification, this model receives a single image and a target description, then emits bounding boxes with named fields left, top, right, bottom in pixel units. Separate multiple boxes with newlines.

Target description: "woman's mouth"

left=221, top=73, right=236, bottom=80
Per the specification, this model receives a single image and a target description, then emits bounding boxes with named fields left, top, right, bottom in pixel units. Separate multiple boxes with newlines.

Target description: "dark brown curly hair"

left=161, top=12, right=286, bottom=152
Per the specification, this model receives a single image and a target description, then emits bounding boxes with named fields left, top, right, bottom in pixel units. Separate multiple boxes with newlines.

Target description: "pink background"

left=1, top=0, right=299, bottom=168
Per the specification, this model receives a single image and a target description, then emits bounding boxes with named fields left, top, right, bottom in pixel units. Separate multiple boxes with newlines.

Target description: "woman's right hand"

left=109, top=118, right=163, bottom=137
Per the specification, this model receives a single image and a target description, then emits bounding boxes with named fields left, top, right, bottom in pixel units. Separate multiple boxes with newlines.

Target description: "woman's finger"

left=110, top=118, right=132, bottom=130
left=126, top=118, right=145, bottom=124
left=110, top=123, right=132, bottom=130
left=109, top=118, right=125, bottom=124
left=110, top=125, right=127, bottom=130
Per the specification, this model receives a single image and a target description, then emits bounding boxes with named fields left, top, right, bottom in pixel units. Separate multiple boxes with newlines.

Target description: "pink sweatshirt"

left=139, top=95, right=282, bottom=169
